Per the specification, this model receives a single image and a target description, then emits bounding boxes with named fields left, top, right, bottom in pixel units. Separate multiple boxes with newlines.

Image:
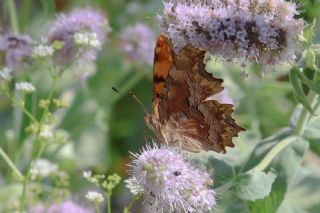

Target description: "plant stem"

left=21, top=0, right=31, bottom=30
left=95, top=205, right=101, bottom=213
left=123, top=196, right=138, bottom=213
left=6, top=0, right=20, bottom=34
left=19, top=77, right=57, bottom=212
left=0, top=146, right=24, bottom=181
left=106, top=193, right=111, bottom=213
left=250, top=136, right=297, bottom=172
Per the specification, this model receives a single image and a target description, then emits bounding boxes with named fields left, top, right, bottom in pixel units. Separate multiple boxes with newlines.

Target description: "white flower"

left=39, top=125, right=54, bottom=140
left=32, top=44, right=54, bottom=58
left=74, top=32, right=101, bottom=48
left=85, top=191, right=104, bottom=203
left=15, top=82, right=36, bottom=93
left=83, top=170, right=92, bottom=179
left=125, top=177, right=144, bottom=196
left=0, top=67, right=12, bottom=81
left=30, top=159, right=58, bottom=180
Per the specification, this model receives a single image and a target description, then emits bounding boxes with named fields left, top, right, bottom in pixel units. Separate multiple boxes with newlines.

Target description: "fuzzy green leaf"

left=306, top=49, right=319, bottom=71
left=290, top=68, right=314, bottom=114
left=303, top=19, right=316, bottom=45
left=232, top=171, right=276, bottom=201
left=296, top=69, right=320, bottom=95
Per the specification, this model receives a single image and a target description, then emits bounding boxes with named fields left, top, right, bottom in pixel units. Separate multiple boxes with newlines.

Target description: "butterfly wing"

left=146, top=35, right=245, bottom=153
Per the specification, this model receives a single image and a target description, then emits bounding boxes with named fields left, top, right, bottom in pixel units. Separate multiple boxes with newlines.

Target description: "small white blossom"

left=0, top=67, right=12, bottom=81
left=5, top=129, right=15, bottom=141
left=85, top=191, right=104, bottom=203
left=39, top=125, right=54, bottom=140
left=15, top=82, right=36, bottom=93
left=83, top=170, right=92, bottom=179
left=125, top=177, right=144, bottom=196
left=74, top=32, right=101, bottom=48
left=30, top=159, right=58, bottom=180
left=32, top=44, right=54, bottom=58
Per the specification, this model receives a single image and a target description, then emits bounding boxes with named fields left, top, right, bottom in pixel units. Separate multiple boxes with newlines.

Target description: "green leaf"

left=232, top=171, right=276, bottom=201
left=303, top=19, right=316, bottom=45
left=306, top=49, right=319, bottom=71
left=208, top=157, right=235, bottom=188
left=289, top=68, right=314, bottom=114
left=245, top=137, right=309, bottom=213
left=296, top=69, right=320, bottom=95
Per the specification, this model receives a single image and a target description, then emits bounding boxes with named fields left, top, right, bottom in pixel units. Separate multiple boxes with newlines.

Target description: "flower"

left=85, top=191, right=104, bottom=203
left=48, top=7, right=111, bottom=65
left=206, top=89, right=234, bottom=105
left=32, top=44, right=54, bottom=58
left=15, top=82, right=36, bottom=93
left=120, top=23, right=156, bottom=65
left=127, top=145, right=216, bottom=213
left=0, top=67, right=12, bottom=81
left=158, top=0, right=304, bottom=66
left=30, top=159, right=58, bottom=180
left=31, top=201, right=93, bottom=213
left=74, top=32, right=101, bottom=48
left=39, top=125, right=54, bottom=140
left=0, top=33, right=32, bottom=70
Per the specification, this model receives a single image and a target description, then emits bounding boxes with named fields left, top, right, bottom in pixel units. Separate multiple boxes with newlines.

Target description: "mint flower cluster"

left=127, top=146, right=216, bottom=213
left=120, top=23, right=156, bottom=65
left=48, top=7, right=111, bottom=65
left=158, top=0, right=304, bottom=65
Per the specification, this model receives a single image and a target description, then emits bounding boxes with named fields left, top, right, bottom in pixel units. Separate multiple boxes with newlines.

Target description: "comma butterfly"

left=145, top=35, right=245, bottom=153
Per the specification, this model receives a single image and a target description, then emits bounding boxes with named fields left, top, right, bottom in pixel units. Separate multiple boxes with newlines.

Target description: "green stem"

left=21, top=0, right=31, bottom=30
left=95, top=205, right=101, bottom=213
left=6, top=0, right=20, bottom=34
left=295, top=91, right=318, bottom=135
left=123, top=196, right=138, bottom=213
left=19, top=77, right=57, bottom=212
left=0, top=146, right=24, bottom=181
left=250, top=69, right=320, bottom=172
left=250, top=136, right=297, bottom=172
left=106, top=193, right=111, bottom=213
left=8, top=95, right=39, bottom=124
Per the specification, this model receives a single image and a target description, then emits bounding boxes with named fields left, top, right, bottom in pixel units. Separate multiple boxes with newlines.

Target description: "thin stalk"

left=250, top=69, right=320, bottom=172
left=21, top=0, right=31, bottom=30
left=106, top=193, right=111, bottom=213
left=0, top=146, right=24, bottom=181
left=250, top=136, right=297, bottom=172
left=6, top=0, right=20, bottom=34
left=95, top=205, right=101, bottom=213
left=123, top=196, right=138, bottom=213
left=19, top=77, right=57, bottom=212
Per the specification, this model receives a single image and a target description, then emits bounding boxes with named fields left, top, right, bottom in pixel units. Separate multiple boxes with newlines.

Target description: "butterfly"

left=144, top=35, right=245, bottom=153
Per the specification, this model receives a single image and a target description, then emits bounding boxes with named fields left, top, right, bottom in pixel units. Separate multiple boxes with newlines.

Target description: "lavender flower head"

left=48, top=7, right=111, bottom=65
left=158, top=0, right=304, bottom=66
left=127, top=145, right=216, bottom=213
left=0, top=34, right=32, bottom=70
left=121, top=24, right=156, bottom=65
left=31, top=201, right=93, bottom=213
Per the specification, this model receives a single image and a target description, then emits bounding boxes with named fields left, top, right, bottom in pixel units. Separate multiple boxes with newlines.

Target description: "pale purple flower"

left=48, top=7, right=111, bottom=65
left=207, top=89, right=234, bottom=105
left=0, top=34, right=32, bottom=70
left=121, top=24, right=156, bottom=65
left=127, top=145, right=216, bottom=213
left=158, top=0, right=304, bottom=66
left=31, top=201, right=93, bottom=213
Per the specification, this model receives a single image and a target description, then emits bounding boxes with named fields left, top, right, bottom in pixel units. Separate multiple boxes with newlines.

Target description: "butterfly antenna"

left=112, top=87, right=149, bottom=115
